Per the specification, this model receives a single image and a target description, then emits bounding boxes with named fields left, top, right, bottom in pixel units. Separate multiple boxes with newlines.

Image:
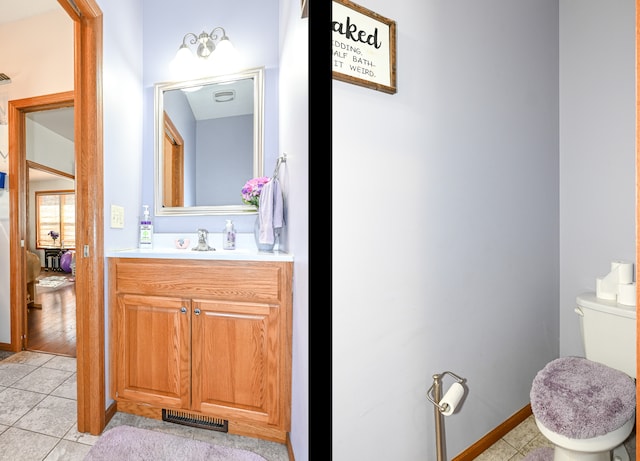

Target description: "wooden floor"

left=27, top=269, right=76, bottom=357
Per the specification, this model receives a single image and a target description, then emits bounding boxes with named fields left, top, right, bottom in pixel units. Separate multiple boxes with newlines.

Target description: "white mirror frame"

left=154, top=67, right=264, bottom=216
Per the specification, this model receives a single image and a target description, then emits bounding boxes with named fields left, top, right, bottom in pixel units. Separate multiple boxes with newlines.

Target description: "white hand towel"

left=259, top=178, right=284, bottom=244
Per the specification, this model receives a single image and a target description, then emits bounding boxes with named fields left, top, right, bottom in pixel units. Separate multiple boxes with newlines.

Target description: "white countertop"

left=106, top=248, right=293, bottom=262
left=105, top=232, right=293, bottom=262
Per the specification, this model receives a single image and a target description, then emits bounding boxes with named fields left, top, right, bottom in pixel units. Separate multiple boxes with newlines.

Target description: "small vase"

left=254, top=217, right=275, bottom=252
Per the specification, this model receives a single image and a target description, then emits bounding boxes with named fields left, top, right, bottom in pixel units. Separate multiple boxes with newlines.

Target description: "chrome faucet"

left=192, top=228, right=215, bottom=251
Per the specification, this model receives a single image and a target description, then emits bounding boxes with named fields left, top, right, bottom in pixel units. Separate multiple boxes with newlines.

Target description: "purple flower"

left=48, top=230, right=60, bottom=241
left=241, top=177, right=270, bottom=208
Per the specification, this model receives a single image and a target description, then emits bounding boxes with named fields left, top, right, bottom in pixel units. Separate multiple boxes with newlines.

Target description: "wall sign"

left=332, top=0, right=397, bottom=94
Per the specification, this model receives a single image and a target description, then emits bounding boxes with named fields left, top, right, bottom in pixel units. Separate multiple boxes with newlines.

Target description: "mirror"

left=154, top=67, right=264, bottom=216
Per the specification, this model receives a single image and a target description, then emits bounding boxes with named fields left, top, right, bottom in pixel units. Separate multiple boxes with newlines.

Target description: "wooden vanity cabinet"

left=108, top=257, right=293, bottom=443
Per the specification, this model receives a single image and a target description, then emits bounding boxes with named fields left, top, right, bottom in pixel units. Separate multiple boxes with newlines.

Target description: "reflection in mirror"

left=155, top=67, right=264, bottom=216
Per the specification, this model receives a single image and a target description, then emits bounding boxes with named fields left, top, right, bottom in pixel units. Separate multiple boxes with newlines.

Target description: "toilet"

left=530, top=292, right=636, bottom=461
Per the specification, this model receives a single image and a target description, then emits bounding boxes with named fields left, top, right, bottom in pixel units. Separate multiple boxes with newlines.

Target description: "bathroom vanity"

left=107, top=249, right=293, bottom=443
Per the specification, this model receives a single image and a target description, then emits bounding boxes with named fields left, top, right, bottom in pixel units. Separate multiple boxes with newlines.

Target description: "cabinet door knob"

left=194, top=308, right=201, bottom=315
left=181, top=307, right=187, bottom=314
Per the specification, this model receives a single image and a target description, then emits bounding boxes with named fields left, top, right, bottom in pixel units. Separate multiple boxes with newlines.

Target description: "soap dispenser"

left=223, top=219, right=236, bottom=250
left=139, top=205, right=153, bottom=249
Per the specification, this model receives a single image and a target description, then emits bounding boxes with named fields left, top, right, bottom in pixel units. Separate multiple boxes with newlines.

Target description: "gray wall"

left=332, top=0, right=634, bottom=458
left=558, top=1, right=636, bottom=358
left=195, top=115, right=253, bottom=205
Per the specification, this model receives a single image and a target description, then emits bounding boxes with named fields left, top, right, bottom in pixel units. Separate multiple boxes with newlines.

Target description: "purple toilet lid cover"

left=530, top=356, right=635, bottom=439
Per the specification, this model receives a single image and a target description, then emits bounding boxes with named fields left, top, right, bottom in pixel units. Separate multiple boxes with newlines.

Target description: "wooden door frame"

left=9, top=91, right=74, bottom=350
left=162, top=112, right=184, bottom=207
left=8, top=0, right=105, bottom=436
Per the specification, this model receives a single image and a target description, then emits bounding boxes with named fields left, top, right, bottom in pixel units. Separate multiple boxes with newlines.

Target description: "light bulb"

left=170, top=45, right=196, bottom=80
left=215, top=38, right=235, bottom=58
left=213, top=38, right=237, bottom=72
left=174, top=45, right=193, bottom=64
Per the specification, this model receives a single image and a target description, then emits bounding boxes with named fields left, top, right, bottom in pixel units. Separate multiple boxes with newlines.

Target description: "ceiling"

left=27, top=107, right=74, bottom=183
left=183, top=78, right=254, bottom=120
left=28, top=107, right=74, bottom=142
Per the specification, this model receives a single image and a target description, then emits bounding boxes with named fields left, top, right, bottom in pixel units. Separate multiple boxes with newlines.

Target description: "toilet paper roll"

left=596, top=277, right=617, bottom=300
left=600, top=271, right=618, bottom=294
left=611, top=260, right=635, bottom=285
left=439, top=382, right=464, bottom=416
left=618, top=283, right=636, bottom=306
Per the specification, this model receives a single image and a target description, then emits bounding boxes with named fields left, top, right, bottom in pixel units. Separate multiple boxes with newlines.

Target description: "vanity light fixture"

left=175, top=27, right=234, bottom=62
left=171, top=27, right=237, bottom=79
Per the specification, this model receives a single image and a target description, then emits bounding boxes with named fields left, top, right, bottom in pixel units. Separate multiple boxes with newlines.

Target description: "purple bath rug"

left=84, top=425, right=267, bottom=461
left=522, top=447, right=553, bottom=461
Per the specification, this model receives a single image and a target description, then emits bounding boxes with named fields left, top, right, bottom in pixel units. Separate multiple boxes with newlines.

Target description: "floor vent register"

left=162, top=409, right=229, bottom=432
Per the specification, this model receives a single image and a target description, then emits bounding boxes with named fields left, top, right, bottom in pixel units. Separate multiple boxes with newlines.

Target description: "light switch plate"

left=111, top=205, right=124, bottom=228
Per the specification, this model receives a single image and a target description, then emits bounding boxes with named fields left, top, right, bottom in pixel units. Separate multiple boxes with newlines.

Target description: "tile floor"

left=0, top=351, right=289, bottom=461
left=475, top=413, right=636, bottom=460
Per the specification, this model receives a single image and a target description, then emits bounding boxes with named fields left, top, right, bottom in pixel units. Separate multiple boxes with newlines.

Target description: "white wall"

left=558, top=1, right=636, bottom=358
left=0, top=11, right=73, bottom=102
left=102, top=0, right=144, bottom=254
left=278, top=1, right=308, bottom=459
left=332, top=0, right=635, bottom=458
left=0, top=9, right=73, bottom=344
left=100, top=0, right=145, bottom=413
left=26, top=119, right=74, bottom=176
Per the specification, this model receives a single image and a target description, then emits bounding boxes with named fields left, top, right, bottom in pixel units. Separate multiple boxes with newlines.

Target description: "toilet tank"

left=576, top=292, right=636, bottom=378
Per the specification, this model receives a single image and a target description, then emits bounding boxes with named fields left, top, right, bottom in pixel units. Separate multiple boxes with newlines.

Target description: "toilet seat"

left=530, top=356, right=636, bottom=461
left=535, top=415, right=634, bottom=454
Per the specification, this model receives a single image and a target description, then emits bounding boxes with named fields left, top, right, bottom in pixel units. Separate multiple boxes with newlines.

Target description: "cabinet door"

left=115, top=294, right=191, bottom=409
left=191, top=300, right=281, bottom=426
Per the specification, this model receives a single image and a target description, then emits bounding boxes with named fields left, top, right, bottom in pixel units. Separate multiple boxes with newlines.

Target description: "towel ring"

left=272, top=153, right=287, bottom=180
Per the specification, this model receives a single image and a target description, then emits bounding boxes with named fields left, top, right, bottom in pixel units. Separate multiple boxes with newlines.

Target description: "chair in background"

left=26, top=251, right=41, bottom=308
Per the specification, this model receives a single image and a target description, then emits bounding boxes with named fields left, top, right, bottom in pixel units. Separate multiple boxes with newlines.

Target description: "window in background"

left=36, top=190, right=75, bottom=249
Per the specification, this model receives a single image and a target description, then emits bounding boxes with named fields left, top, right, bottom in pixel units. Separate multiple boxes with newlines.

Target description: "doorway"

left=9, top=0, right=105, bottom=436
left=9, top=90, right=74, bottom=352
left=27, top=159, right=76, bottom=357
left=24, top=103, right=76, bottom=357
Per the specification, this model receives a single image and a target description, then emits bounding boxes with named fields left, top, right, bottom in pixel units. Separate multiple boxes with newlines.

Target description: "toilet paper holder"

left=426, top=370, right=466, bottom=414
left=427, top=371, right=467, bottom=461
